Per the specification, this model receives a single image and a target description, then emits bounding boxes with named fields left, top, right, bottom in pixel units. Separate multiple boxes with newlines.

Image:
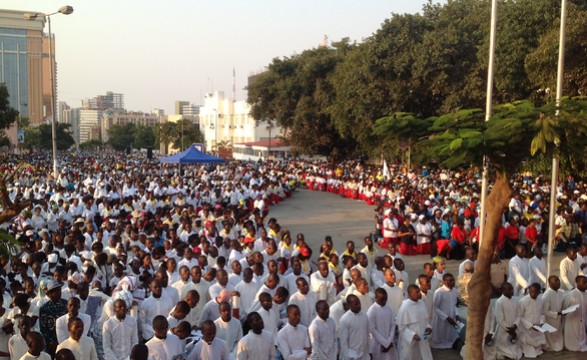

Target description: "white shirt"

left=146, top=333, right=184, bottom=360
left=560, top=257, right=580, bottom=290
left=528, top=256, right=547, bottom=289
left=308, top=316, right=337, bottom=360
left=188, top=337, right=229, bottom=360
left=56, top=336, right=98, bottom=360
left=277, top=323, right=310, bottom=360
left=367, top=302, right=396, bottom=359
left=288, top=291, right=317, bottom=327
left=236, top=330, right=277, bottom=360
left=139, top=295, right=175, bottom=340
left=102, top=315, right=139, bottom=360
left=507, top=255, right=529, bottom=295
left=214, top=317, right=243, bottom=354
left=56, top=312, right=92, bottom=343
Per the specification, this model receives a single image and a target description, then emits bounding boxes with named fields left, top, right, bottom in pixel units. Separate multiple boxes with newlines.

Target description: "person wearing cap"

left=39, top=280, right=67, bottom=355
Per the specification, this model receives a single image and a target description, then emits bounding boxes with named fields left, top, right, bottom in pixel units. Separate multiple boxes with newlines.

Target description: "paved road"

left=270, top=188, right=582, bottom=360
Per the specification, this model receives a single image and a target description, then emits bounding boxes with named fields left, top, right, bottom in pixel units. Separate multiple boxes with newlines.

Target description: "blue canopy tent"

left=160, top=144, right=224, bottom=172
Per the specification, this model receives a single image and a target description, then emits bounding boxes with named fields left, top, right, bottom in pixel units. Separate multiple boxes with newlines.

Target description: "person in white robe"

left=395, top=284, right=432, bottom=360
left=188, top=320, right=229, bottom=360
left=8, top=316, right=31, bottom=360
left=102, top=299, right=138, bottom=360
left=139, top=280, right=175, bottom=341
left=55, top=297, right=92, bottom=343
left=308, top=300, right=337, bottom=360
left=56, top=318, right=98, bottom=360
left=430, top=273, right=461, bottom=349
left=236, top=312, right=277, bottom=360
left=338, top=294, right=370, bottom=360
left=494, top=282, right=522, bottom=360
left=277, top=305, right=311, bottom=360
left=288, top=278, right=317, bottom=327
left=508, top=245, right=529, bottom=297
left=518, top=283, right=546, bottom=358
left=562, top=275, right=587, bottom=352
left=234, top=268, right=258, bottom=319
left=528, top=247, right=547, bottom=290
left=256, top=292, right=279, bottom=344
left=381, top=268, right=404, bottom=317
left=328, top=299, right=347, bottom=335
left=560, top=247, right=581, bottom=291
left=541, top=276, right=564, bottom=352
left=417, top=275, right=434, bottom=324
left=310, top=262, right=337, bottom=305
left=367, top=288, right=397, bottom=360
left=145, top=316, right=184, bottom=360
left=214, top=301, right=243, bottom=359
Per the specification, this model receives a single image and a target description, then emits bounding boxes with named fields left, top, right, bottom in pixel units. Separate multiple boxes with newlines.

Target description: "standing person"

left=395, top=284, right=432, bottom=360
left=430, top=273, right=461, bottom=350
left=214, top=301, right=243, bottom=359
left=508, top=245, right=529, bottom=297
left=102, top=299, right=138, bottom=360
left=277, top=305, right=311, bottom=360
left=39, top=280, right=67, bottom=356
left=20, top=332, right=51, bottom=360
left=309, top=262, right=336, bottom=305
left=528, top=247, right=547, bottom=290
left=367, top=288, right=397, bottom=360
left=56, top=297, right=92, bottom=343
left=494, top=282, right=522, bottom=360
left=415, top=215, right=433, bottom=255
left=8, top=315, right=31, bottom=360
left=381, top=268, right=404, bottom=317
left=288, top=277, right=317, bottom=327
left=138, top=279, right=175, bottom=341
left=338, top=295, right=370, bottom=360
left=308, top=300, right=336, bottom=360
left=541, top=276, right=564, bottom=352
left=518, top=283, right=546, bottom=357
left=562, top=275, right=587, bottom=352
left=145, top=316, right=183, bottom=360
left=188, top=320, right=229, bottom=360
left=56, top=318, right=99, bottom=360
left=236, top=312, right=276, bottom=360
left=560, top=246, right=581, bottom=291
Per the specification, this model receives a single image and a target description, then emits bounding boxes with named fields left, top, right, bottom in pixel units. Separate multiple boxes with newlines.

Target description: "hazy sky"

left=3, top=1, right=444, bottom=114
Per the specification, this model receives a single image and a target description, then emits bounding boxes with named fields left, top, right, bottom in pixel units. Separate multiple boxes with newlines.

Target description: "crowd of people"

left=0, top=151, right=586, bottom=359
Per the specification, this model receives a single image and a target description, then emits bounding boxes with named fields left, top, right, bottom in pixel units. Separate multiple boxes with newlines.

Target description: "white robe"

left=288, top=291, right=317, bottom=327
left=528, top=256, right=547, bottom=289
left=56, top=336, right=98, bottom=360
left=560, top=257, right=580, bottom=291
left=518, top=295, right=546, bottom=358
left=494, top=295, right=522, bottom=360
left=102, top=315, right=139, bottom=360
left=277, top=323, right=311, bottom=360
left=541, top=288, right=564, bottom=352
left=146, top=333, right=184, bottom=360
left=508, top=256, right=529, bottom=296
left=139, top=295, right=175, bottom=340
left=395, top=299, right=432, bottom=360
left=329, top=300, right=346, bottom=335
left=236, top=330, right=276, bottom=360
left=309, top=272, right=336, bottom=305
left=234, top=280, right=258, bottom=318
left=188, top=337, right=229, bottom=360
left=339, top=310, right=370, bottom=360
left=214, top=317, right=243, bottom=354
left=381, top=283, right=404, bottom=317
left=56, top=312, right=92, bottom=343
left=562, top=288, right=587, bottom=351
left=308, top=316, right=337, bottom=360
left=367, top=303, right=397, bottom=360
left=430, top=285, right=459, bottom=349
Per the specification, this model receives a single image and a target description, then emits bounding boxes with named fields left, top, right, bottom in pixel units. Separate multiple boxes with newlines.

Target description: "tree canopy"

left=0, top=84, right=19, bottom=147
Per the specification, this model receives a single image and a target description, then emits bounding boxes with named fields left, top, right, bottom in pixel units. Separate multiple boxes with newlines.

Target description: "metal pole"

left=48, top=16, right=59, bottom=177
left=547, top=0, right=567, bottom=279
left=479, top=0, right=498, bottom=245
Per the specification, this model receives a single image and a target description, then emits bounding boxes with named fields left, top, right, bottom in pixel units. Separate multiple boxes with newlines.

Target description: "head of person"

left=113, top=299, right=128, bottom=320
left=259, top=292, right=272, bottom=311
left=548, top=275, right=561, bottom=291
left=315, top=300, right=329, bottom=321
left=66, top=297, right=81, bottom=317
left=296, top=277, right=309, bottom=295
left=286, top=304, right=301, bottom=327
left=18, top=315, right=31, bottom=338
left=152, top=315, right=169, bottom=340
left=418, top=274, right=431, bottom=293
left=346, top=294, right=361, bottom=314
left=393, top=258, right=405, bottom=271
left=173, top=301, right=190, bottom=320
left=576, top=275, right=587, bottom=292
left=129, top=344, right=149, bottom=360
left=200, top=320, right=217, bottom=345
left=219, top=301, right=232, bottom=322
left=407, top=284, right=421, bottom=302
left=245, top=312, right=264, bottom=335
left=273, top=287, right=289, bottom=305
left=374, top=287, right=388, bottom=307
left=567, top=246, right=577, bottom=261
left=528, top=283, right=541, bottom=300
left=68, top=317, right=84, bottom=342
left=384, top=268, right=396, bottom=285
left=318, top=261, right=329, bottom=277
left=150, top=279, right=162, bottom=298
left=55, top=348, right=76, bottom=360
left=501, top=282, right=514, bottom=299
left=25, top=332, right=45, bottom=357
left=184, top=290, right=200, bottom=309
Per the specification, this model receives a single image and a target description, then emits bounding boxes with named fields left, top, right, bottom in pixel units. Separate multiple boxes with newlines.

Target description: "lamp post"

left=25, top=6, right=74, bottom=177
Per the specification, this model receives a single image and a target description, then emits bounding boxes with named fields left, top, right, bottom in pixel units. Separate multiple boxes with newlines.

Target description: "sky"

left=3, top=0, right=445, bottom=114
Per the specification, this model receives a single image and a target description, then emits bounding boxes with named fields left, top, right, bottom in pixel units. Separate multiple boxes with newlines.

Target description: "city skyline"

left=2, top=1, right=445, bottom=114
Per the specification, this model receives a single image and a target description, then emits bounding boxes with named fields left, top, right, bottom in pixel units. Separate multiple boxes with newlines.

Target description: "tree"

left=79, top=139, right=104, bottom=151
left=421, top=98, right=587, bottom=359
left=108, top=123, right=136, bottom=151
left=0, top=84, right=19, bottom=147
left=173, top=118, right=204, bottom=150
left=37, top=123, right=75, bottom=150
left=132, top=125, right=155, bottom=149
left=159, top=122, right=176, bottom=154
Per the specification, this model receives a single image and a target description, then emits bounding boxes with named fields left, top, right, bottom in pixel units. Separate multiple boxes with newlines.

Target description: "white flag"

left=382, top=160, right=390, bottom=180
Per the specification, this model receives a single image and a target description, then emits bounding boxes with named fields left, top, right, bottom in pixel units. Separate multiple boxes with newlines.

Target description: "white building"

left=79, top=109, right=103, bottom=143
left=199, top=91, right=281, bottom=151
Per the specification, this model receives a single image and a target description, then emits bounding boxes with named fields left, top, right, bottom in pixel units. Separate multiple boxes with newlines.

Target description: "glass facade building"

left=0, top=27, right=29, bottom=117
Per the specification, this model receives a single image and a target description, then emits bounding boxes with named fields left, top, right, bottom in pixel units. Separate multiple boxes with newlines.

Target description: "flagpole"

left=479, top=0, right=498, bottom=246
left=547, top=0, right=567, bottom=280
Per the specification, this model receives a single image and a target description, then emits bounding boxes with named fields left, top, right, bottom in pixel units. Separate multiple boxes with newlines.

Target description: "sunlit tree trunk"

left=465, top=172, right=512, bottom=359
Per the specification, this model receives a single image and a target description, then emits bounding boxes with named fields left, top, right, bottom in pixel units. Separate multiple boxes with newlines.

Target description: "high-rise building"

left=181, top=103, right=199, bottom=117
left=60, top=102, right=80, bottom=147
left=174, top=100, right=189, bottom=115
left=79, top=109, right=103, bottom=143
left=0, top=9, right=54, bottom=126
left=82, top=91, right=124, bottom=111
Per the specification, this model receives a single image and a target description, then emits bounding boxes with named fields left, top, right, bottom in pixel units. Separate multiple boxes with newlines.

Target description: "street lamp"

left=25, top=6, right=74, bottom=177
